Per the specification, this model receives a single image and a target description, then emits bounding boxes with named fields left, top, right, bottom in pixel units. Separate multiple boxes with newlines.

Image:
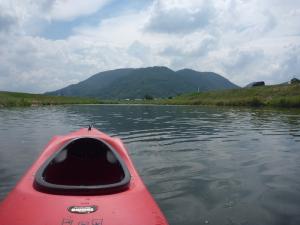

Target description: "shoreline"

left=1, top=84, right=300, bottom=109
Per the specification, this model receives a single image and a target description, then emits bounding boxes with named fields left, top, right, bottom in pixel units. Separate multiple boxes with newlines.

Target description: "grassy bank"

left=0, top=91, right=101, bottom=107
left=117, top=84, right=300, bottom=108
left=152, top=84, right=300, bottom=108
left=1, top=84, right=300, bottom=108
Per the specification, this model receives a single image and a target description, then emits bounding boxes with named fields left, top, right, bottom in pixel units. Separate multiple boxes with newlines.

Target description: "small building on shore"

left=246, top=81, right=265, bottom=88
left=290, top=78, right=300, bottom=84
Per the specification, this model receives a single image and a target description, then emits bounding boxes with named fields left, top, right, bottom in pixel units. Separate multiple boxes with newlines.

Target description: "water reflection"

left=1, top=105, right=300, bottom=225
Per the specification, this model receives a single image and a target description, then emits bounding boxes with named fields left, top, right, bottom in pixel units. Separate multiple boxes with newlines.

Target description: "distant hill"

left=46, top=66, right=239, bottom=99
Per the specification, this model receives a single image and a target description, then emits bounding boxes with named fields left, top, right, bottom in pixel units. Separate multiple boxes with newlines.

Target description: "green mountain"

left=46, top=66, right=239, bottom=99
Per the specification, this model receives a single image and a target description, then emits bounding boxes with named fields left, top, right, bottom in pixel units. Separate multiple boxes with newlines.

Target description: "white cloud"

left=0, top=32, right=143, bottom=92
left=272, top=45, right=300, bottom=82
left=0, top=0, right=300, bottom=93
left=144, top=0, right=215, bottom=34
left=72, top=12, right=146, bottom=45
left=48, top=0, right=111, bottom=21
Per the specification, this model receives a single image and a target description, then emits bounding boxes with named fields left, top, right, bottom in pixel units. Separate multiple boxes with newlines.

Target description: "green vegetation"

left=144, top=94, right=154, bottom=100
left=154, top=84, right=300, bottom=108
left=0, top=91, right=101, bottom=107
left=117, top=84, right=300, bottom=108
left=1, top=84, right=300, bottom=108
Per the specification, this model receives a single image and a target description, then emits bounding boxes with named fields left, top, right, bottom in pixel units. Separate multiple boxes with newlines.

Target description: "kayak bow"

left=0, top=128, right=169, bottom=225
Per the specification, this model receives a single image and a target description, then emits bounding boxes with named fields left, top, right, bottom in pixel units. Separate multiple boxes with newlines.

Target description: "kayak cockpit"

left=34, top=137, right=130, bottom=195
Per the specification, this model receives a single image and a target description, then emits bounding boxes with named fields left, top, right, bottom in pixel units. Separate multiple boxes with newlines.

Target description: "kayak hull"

left=0, top=128, right=168, bottom=225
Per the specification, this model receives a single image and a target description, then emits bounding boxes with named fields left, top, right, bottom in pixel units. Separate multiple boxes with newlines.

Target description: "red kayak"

left=0, top=127, right=169, bottom=225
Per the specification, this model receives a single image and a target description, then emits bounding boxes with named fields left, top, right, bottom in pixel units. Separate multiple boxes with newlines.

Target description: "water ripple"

left=1, top=106, right=300, bottom=225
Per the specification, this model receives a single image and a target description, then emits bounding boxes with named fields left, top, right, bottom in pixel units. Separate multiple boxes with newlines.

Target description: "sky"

left=0, top=0, right=299, bottom=93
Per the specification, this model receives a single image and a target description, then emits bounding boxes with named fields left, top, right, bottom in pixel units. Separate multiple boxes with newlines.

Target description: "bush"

left=144, top=94, right=154, bottom=100
left=248, top=97, right=264, bottom=107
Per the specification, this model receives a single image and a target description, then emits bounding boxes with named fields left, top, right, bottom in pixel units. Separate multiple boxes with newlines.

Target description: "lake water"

left=1, top=105, right=300, bottom=225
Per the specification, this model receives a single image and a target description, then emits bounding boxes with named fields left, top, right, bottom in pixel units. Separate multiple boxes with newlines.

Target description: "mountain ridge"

left=46, top=66, right=239, bottom=99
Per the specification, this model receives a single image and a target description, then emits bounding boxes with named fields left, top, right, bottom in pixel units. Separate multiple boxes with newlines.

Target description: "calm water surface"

left=1, top=105, right=300, bottom=225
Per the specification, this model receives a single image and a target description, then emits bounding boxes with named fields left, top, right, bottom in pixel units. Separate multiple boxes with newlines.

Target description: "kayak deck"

left=0, top=128, right=169, bottom=225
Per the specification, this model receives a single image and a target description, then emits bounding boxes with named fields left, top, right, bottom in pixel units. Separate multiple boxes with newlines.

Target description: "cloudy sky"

left=0, top=0, right=299, bottom=93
